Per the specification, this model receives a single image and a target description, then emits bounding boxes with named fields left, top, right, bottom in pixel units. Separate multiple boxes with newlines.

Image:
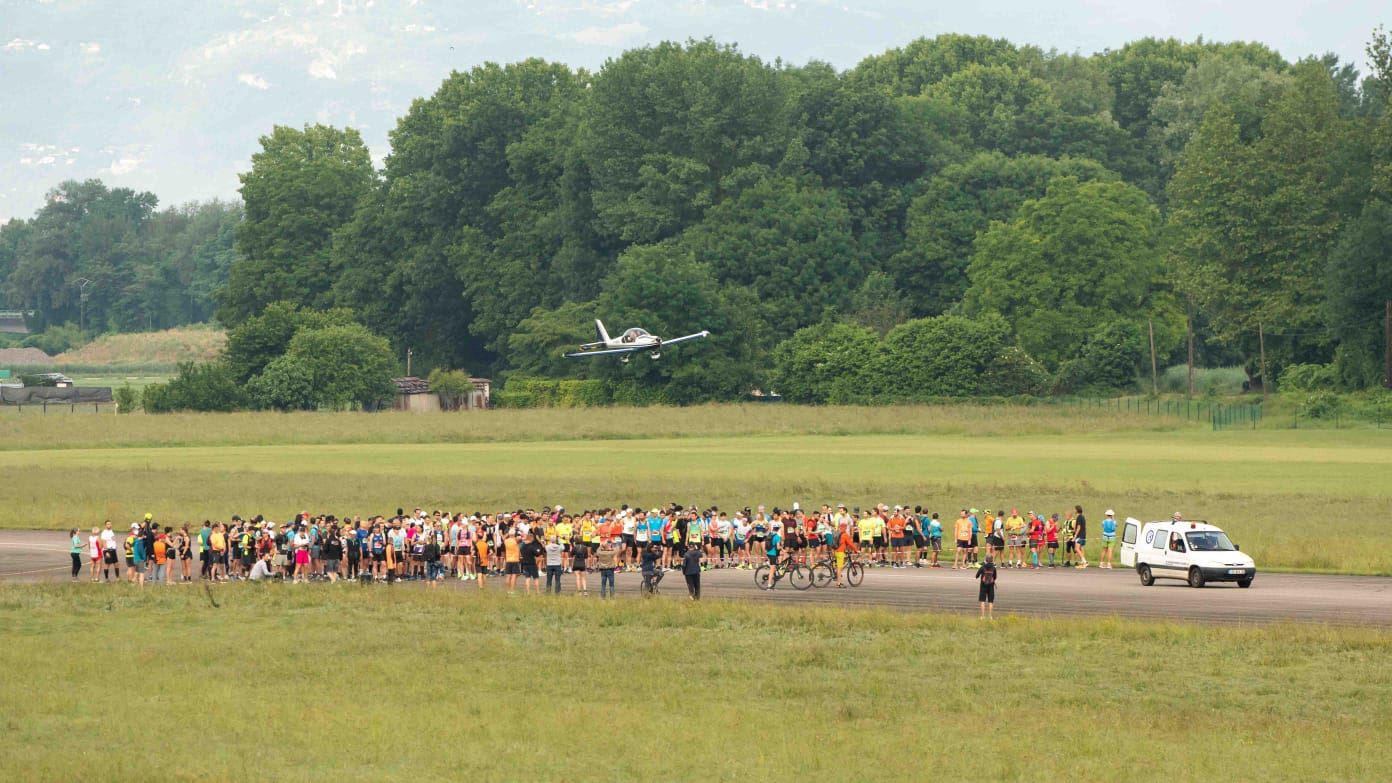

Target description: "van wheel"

left=1188, top=567, right=1205, bottom=588
left=1138, top=564, right=1154, bottom=586
left=1237, top=579, right=1252, bottom=589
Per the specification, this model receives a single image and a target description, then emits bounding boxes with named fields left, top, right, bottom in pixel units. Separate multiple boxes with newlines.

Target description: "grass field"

left=1, top=405, right=1390, bottom=573
left=52, top=325, right=225, bottom=366
left=0, top=585, right=1388, bottom=782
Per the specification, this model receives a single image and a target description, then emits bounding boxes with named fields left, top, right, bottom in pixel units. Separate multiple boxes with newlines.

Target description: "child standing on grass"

left=975, top=555, right=997, bottom=619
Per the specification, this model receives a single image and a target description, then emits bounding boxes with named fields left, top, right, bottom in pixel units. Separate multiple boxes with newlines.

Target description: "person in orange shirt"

left=952, top=510, right=972, bottom=570
left=503, top=533, right=522, bottom=593
left=152, top=530, right=170, bottom=584
left=833, top=524, right=858, bottom=587
left=887, top=511, right=908, bottom=568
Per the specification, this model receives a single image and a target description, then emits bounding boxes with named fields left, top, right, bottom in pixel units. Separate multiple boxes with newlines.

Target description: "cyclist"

left=833, top=522, right=858, bottom=588
left=764, top=523, right=783, bottom=589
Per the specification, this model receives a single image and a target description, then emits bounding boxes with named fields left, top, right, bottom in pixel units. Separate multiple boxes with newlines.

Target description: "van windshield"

left=1186, top=531, right=1236, bottom=552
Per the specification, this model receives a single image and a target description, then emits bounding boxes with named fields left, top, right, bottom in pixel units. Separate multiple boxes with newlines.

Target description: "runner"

left=1072, top=505, right=1089, bottom=569
left=927, top=512, right=943, bottom=568
left=68, top=529, right=83, bottom=581
left=1044, top=514, right=1060, bottom=567
left=1005, top=508, right=1026, bottom=568
left=952, top=510, right=971, bottom=570
left=100, top=521, right=119, bottom=581
left=86, top=527, right=102, bottom=582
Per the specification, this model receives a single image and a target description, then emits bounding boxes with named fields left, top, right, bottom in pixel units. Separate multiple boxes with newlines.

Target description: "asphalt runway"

left=4, top=529, right=1389, bottom=626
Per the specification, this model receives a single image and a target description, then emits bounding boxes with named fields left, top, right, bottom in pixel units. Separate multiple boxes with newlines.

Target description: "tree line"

left=5, top=31, right=1391, bottom=403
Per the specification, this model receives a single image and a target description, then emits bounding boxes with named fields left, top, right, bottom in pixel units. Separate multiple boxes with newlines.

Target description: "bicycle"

left=754, top=555, right=813, bottom=591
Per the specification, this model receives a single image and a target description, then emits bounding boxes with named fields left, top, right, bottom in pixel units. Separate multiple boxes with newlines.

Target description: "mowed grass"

left=2, top=406, right=1390, bottom=573
left=0, top=585, right=1388, bottom=782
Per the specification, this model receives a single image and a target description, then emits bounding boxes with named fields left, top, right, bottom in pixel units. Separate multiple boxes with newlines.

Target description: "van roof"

left=1145, top=519, right=1223, bottom=533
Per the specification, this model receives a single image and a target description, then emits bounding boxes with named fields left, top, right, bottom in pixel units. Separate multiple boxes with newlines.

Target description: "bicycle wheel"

left=754, top=564, right=773, bottom=590
left=810, top=562, right=834, bottom=588
left=846, top=561, right=864, bottom=587
left=788, top=564, right=813, bottom=591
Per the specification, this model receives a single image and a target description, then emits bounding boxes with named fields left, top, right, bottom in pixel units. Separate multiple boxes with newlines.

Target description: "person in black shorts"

left=975, top=555, right=997, bottom=619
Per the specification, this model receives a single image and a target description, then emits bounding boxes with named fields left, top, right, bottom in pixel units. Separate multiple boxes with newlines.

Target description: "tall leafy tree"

left=581, top=39, right=789, bottom=244
left=890, top=152, right=1118, bottom=315
left=964, top=177, right=1164, bottom=367
left=220, top=124, right=375, bottom=326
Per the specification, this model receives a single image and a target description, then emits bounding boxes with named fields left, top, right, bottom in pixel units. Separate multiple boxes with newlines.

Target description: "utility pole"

left=1186, top=316, right=1195, bottom=399
left=406, top=347, right=413, bottom=377
left=73, top=277, right=93, bottom=333
left=1258, top=322, right=1269, bottom=397
left=1148, top=319, right=1158, bottom=395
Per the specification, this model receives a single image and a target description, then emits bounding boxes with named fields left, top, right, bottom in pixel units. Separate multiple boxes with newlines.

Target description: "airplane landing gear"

left=649, top=351, right=661, bottom=360
left=620, top=354, right=631, bottom=363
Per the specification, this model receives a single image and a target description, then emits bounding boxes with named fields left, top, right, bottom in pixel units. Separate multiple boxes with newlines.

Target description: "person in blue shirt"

left=1100, top=509, right=1118, bottom=569
left=968, top=510, right=980, bottom=566
left=130, top=532, right=148, bottom=587
left=928, top=513, right=943, bottom=568
left=763, top=528, right=782, bottom=588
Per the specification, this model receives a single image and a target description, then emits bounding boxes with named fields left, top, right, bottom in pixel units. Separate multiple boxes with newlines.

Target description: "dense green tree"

left=246, top=354, right=318, bottom=411
left=768, top=320, right=878, bottom=403
left=847, top=271, right=912, bottom=337
left=681, top=175, right=861, bottom=338
left=1150, top=53, right=1290, bottom=179
left=222, top=301, right=358, bottom=383
left=581, top=39, right=789, bottom=244
left=141, top=361, right=247, bottom=413
left=282, top=323, right=397, bottom=409
left=1167, top=61, right=1366, bottom=374
left=505, top=301, right=597, bottom=379
left=1325, top=200, right=1392, bottom=388
left=890, top=153, right=1118, bottom=315
left=964, top=177, right=1163, bottom=367
left=872, top=314, right=1010, bottom=398
left=219, top=124, right=375, bottom=326
left=851, top=34, right=1021, bottom=96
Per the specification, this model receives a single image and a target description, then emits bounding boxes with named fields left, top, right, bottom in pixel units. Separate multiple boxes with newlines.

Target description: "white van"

left=1118, top=518, right=1256, bottom=588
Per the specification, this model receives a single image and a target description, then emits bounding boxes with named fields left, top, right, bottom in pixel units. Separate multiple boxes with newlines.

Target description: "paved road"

left=4, top=529, right=1389, bottom=626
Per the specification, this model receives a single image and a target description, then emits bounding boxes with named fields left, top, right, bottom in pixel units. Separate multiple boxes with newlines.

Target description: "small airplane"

left=564, top=320, right=711, bottom=362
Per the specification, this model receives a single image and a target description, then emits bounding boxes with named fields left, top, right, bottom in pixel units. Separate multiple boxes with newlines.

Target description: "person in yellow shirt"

left=209, top=524, right=227, bottom=582
left=503, top=534, right=522, bottom=593
left=1005, top=509, right=1026, bottom=568
left=555, top=517, right=574, bottom=570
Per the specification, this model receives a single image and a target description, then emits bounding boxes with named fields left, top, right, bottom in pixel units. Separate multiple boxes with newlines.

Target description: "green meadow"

left=2, top=405, right=1390, bottom=573
left=1, top=585, right=1388, bottom=782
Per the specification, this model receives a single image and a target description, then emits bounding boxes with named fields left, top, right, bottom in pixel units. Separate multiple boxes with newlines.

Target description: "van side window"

left=1122, top=523, right=1137, bottom=545
left=1169, top=533, right=1185, bottom=553
left=1152, top=529, right=1166, bottom=550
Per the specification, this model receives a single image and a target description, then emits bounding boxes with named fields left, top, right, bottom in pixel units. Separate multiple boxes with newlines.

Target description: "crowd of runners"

left=67, top=502, right=1122, bottom=598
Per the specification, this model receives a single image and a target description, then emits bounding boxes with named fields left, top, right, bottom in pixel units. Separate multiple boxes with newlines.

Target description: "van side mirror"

left=1234, top=544, right=1239, bottom=551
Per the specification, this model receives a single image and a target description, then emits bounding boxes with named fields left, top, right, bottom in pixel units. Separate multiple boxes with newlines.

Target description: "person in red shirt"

left=1028, top=513, right=1045, bottom=569
left=1045, top=514, right=1060, bottom=568
left=887, top=512, right=908, bottom=568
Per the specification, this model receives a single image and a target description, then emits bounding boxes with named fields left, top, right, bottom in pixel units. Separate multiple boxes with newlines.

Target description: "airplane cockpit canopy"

left=621, top=328, right=649, bottom=343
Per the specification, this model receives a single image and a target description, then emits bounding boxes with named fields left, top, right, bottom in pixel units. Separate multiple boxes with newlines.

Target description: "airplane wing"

left=563, top=345, right=643, bottom=358
left=659, top=330, right=711, bottom=347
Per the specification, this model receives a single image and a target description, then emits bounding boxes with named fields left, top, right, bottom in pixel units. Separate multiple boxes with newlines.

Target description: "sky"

left=0, top=0, right=1384, bottom=221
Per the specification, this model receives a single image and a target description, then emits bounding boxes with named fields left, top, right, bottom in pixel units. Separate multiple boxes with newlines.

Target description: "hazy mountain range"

left=1, top=0, right=1381, bottom=221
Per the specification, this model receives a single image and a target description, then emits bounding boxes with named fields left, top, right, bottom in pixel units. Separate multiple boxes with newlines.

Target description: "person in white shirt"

left=99, top=521, right=119, bottom=581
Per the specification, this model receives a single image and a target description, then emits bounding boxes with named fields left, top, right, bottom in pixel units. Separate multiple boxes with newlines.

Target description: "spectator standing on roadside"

left=975, top=555, right=998, bottom=619
left=68, top=529, right=82, bottom=581
left=544, top=537, right=564, bottom=595
left=1099, top=510, right=1118, bottom=569
left=682, top=544, right=703, bottom=600
left=595, top=538, right=618, bottom=598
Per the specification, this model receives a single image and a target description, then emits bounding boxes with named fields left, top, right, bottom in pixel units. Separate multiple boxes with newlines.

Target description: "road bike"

left=811, top=555, right=864, bottom=588
left=754, top=555, right=812, bottom=591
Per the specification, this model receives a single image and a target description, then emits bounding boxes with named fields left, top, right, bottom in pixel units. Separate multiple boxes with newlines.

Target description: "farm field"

left=0, top=585, right=1388, bottom=782
left=1, top=405, right=1390, bottom=573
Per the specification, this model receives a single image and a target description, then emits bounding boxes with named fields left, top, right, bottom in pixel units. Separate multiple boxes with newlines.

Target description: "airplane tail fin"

left=595, top=319, right=610, bottom=343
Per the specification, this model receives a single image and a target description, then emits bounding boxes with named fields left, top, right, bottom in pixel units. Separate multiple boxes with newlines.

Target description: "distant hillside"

left=54, top=327, right=226, bottom=367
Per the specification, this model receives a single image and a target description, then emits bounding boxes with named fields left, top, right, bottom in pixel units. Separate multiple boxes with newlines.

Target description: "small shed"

left=392, top=377, right=439, bottom=412
left=391, top=376, right=492, bottom=412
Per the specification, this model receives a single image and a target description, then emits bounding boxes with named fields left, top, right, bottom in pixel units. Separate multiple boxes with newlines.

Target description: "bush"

left=142, top=361, right=247, bottom=413
left=768, top=321, right=878, bottom=404
left=247, top=355, right=317, bottom=411
left=428, top=368, right=474, bottom=411
left=283, top=324, right=396, bottom=410
left=873, top=314, right=1008, bottom=399
left=20, top=324, right=86, bottom=355
left=1157, top=364, right=1249, bottom=395
left=497, top=376, right=612, bottom=408
left=1280, top=363, right=1338, bottom=393
left=984, top=346, right=1051, bottom=396
left=1298, top=391, right=1345, bottom=419
left=113, top=383, right=140, bottom=413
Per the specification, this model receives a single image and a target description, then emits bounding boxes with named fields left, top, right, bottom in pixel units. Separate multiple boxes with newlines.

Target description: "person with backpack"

left=1099, top=510, right=1118, bottom=569
left=975, top=555, right=998, bottom=619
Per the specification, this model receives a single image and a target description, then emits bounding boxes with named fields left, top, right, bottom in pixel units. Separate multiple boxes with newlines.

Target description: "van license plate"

left=1227, top=569, right=1244, bottom=575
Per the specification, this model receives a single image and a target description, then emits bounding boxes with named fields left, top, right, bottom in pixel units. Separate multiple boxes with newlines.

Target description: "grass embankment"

left=52, top=325, right=225, bottom=367
left=1, top=406, right=1389, bottom=573
left=0, top=586, right=1388, bottom=782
